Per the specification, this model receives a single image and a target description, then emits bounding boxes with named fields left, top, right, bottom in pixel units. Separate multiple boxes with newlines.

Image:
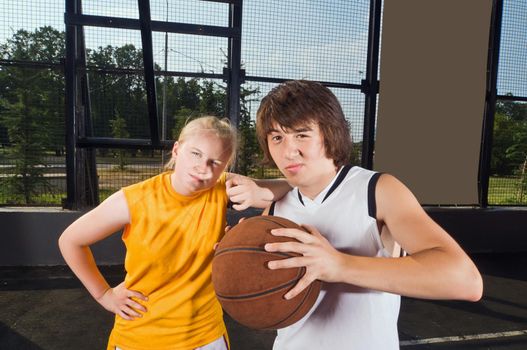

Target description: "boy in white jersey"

left=255, top=80, right=483, bottom=349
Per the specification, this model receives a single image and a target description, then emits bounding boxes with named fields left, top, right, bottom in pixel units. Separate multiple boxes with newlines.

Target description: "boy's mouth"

left=285, top=163, right=303, bottom=173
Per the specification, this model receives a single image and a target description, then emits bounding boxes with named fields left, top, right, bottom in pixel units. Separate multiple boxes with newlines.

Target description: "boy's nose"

left=284, top=141, right=300, bottom=159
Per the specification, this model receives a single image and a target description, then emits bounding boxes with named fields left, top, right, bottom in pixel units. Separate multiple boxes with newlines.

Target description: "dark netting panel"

left=152, top=32, right=228, bottom=75
left=242, top=0, right=370, bottom=84
left=82, top=0, right=139, bottom=19
left=96, top=150, right=165, bottom=202
left=497, top=0, right=527, bottom=98
left=86, top=71, right=149, bottom=139
left=0, top=1, right=65, bottom=64
left=490, top=0, right=527, bottom=206
left=84, top=27, right=144, bottom=65
left=489, top=100, right=527, bottom=205
left=0, top=66, right=66, bottom=206
left=83, top=27, right=147, bottom=139
left=151, top=0, right=229, bottom=27
left=0, top=1, right=66, bottom=206
left=155, top=77, right=228, bottom=141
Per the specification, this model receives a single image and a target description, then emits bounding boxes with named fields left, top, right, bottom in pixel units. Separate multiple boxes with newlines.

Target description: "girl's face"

left=170, top=130, right=232, bottom=196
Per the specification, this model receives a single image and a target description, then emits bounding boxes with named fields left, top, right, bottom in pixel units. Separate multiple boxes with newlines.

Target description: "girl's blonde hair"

left=165, top=116, right=238, bottom=170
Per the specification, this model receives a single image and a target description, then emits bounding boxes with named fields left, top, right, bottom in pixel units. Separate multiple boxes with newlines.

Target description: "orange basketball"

left=212, top=216, right=321, bottom=330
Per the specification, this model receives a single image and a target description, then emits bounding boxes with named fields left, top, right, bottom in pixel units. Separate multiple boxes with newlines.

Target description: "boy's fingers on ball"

left=285, top=278, right=310, bottom=300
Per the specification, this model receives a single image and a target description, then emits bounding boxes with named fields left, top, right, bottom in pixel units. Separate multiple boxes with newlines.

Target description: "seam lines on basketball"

left=256, top=216, right=292, bottom=228
left=216, top=278, right=301, bottom=300
left=266, top=281, right=316, bottom=329
left=214, top=247, right=294, bottom=258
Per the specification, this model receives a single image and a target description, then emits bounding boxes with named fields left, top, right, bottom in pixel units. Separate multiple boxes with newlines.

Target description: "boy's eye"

left=270, top=135, right=282, bottom=142
left=191, top=151, right=201, bottom=158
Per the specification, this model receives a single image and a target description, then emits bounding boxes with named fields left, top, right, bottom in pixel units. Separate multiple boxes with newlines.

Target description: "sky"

left=1, top=0, right=526, bottom=142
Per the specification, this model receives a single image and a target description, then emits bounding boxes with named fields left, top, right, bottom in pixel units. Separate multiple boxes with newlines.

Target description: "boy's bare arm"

left=266, top=174, right=483, bottom=301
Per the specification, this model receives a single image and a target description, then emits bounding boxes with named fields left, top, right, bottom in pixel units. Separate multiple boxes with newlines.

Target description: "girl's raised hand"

left=96, top=282, right=148, bottom=321
left=226, top=174, right=268, bottom=210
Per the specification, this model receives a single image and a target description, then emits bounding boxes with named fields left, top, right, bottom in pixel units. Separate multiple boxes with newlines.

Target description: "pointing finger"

left=232, top=203, right=249, bottom=211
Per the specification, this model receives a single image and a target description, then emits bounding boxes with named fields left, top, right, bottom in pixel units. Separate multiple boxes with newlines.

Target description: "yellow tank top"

left=107, top=171, right=228, bottom=350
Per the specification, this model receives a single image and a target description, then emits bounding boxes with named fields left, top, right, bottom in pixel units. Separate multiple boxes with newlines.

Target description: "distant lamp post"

left=161, top=0, right=169, bottom=166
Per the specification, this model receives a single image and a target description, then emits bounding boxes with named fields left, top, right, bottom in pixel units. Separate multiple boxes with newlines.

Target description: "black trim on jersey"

left=322, top=164, right=353, bottom=202
left=268, top=201, right=276, bottom=215
left=296, top=165, right=354, bottom=205
left=368, top=172, right=383, bottom=219
left=297, top=190, right=305, bottom=206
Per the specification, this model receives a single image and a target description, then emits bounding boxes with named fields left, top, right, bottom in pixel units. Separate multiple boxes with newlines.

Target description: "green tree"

left=171, top=107, right=197, bottom=141
left=236, top=85, right=261, bottom=175
left=87, top=44, right=148, bottom=140
left=109, top=114, right=130, bottom=170
left=0, top=26, right=65, bottom=204
left=169, top=78, right=210, bottom=140
left=492, top=100, right=527, bottom=176
left=200, top=80, right=226, bottom=117
left=0, top=89, right=50, bottom=204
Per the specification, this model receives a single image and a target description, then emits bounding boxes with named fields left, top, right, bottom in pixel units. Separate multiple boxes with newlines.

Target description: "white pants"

left=115, top=335, right=228, bottom=350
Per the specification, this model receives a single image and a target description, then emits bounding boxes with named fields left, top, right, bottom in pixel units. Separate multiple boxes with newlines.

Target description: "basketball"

left=212, top=215, right=322, bottom=330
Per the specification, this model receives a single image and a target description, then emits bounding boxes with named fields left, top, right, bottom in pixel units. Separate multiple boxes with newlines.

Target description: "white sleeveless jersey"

left=271, top=166, right=400, bottom=350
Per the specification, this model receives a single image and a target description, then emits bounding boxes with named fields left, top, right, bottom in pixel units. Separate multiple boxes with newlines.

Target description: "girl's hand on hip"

left=96, top=281, right=148, bottom=320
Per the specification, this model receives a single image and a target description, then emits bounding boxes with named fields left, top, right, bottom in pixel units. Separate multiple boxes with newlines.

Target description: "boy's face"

left=267, top=121, right=337, bottom=198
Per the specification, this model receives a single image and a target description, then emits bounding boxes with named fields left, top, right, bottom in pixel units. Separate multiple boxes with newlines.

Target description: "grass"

left=0, top=166, right=526, bottom=207
left=488, top=176, right=527, bottom=205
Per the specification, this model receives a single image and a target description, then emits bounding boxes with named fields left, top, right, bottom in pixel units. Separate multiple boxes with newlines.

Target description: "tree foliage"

left=492, top=99, right=527, bottom=176
left=0, top=26, right=64, bottom=204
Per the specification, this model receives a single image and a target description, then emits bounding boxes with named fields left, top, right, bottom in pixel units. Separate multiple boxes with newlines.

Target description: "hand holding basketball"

left=212, top=216, right=322, bottom=330
left=265, top=224, right=345, bottom=300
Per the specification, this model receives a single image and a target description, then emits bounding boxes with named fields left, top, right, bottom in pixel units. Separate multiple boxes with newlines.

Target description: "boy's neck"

left=297, top=166, right=339, bottom=200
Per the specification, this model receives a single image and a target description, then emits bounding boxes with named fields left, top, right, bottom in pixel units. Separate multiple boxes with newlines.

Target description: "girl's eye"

left=297, top=133, right=308, bottom=139
left=271, top=135, right=282, bottom=142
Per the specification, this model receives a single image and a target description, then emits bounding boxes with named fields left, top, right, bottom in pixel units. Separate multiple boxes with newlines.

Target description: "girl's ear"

left=172, top=141, right=179, bottom=158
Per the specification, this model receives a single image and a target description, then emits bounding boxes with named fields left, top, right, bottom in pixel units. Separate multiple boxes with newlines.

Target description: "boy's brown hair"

left=256, top=80, right=352, bottom=167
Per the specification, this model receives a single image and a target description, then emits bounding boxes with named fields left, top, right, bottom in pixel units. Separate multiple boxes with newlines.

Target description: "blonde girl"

left=59, top=116, right=289, bottom=350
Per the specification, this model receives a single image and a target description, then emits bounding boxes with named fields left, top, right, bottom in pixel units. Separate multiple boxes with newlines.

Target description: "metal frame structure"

left=63, top=0, right=243, bottom=208
left=479, top=0, right=504, bottom=208
left=61, top=0, right=513, bottom=210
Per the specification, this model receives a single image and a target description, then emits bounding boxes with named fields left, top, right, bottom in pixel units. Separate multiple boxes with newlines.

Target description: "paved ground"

left=1, top=252, right=526, bottom=350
